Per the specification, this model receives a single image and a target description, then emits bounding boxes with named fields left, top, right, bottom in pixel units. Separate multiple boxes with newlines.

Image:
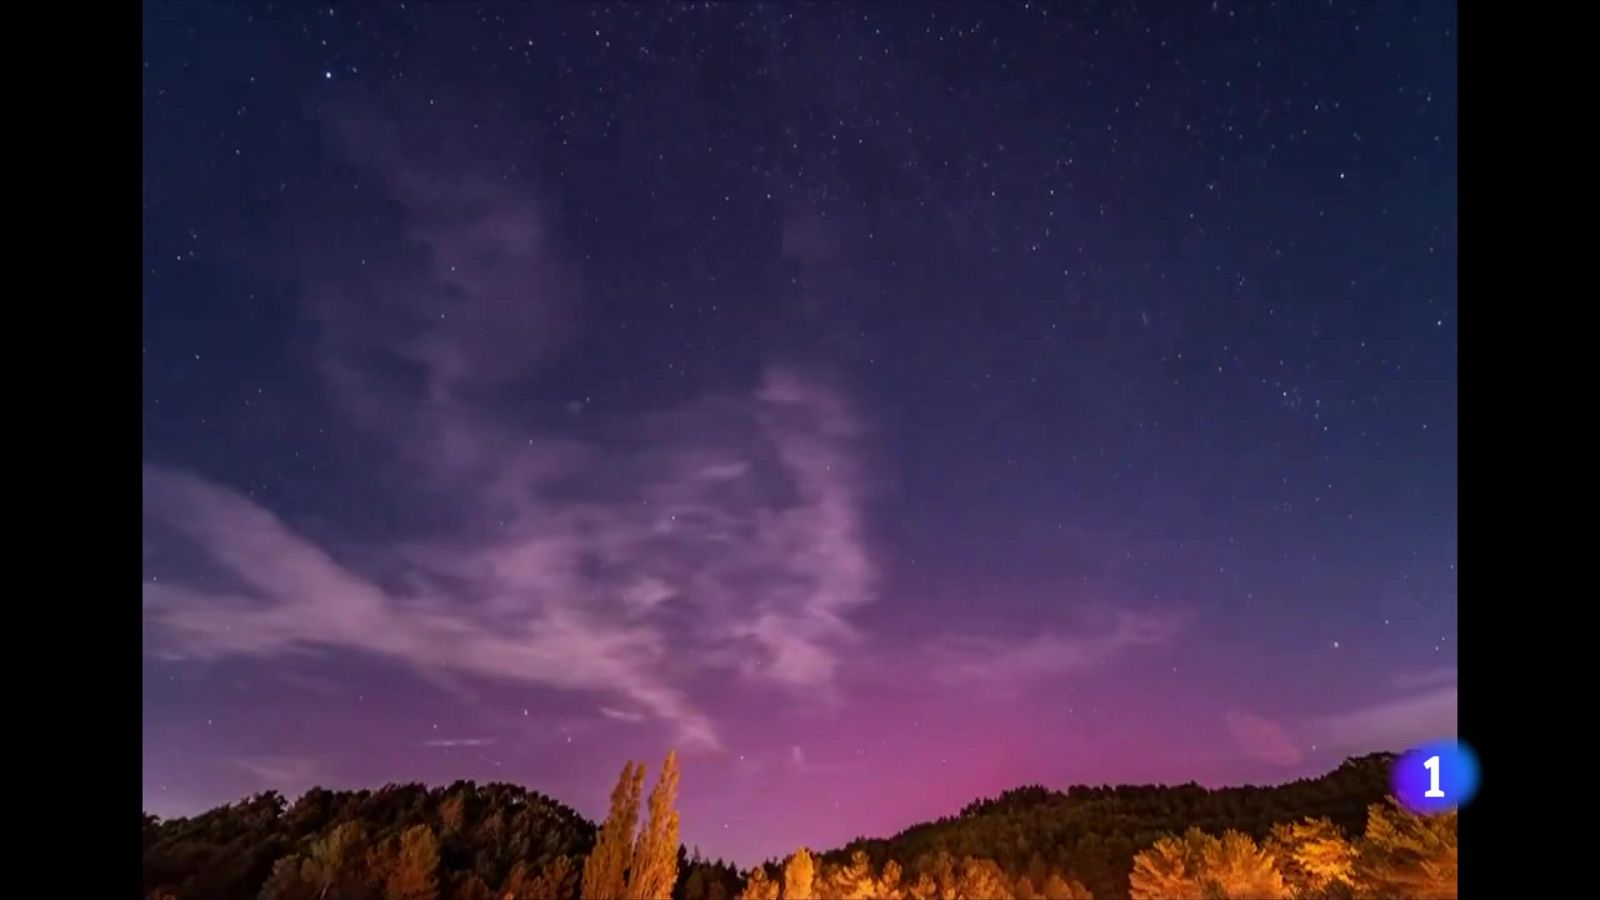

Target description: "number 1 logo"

left=1392, top=740, right=1477, bottom=813
left=1423, top=754, right=1445, bottom=798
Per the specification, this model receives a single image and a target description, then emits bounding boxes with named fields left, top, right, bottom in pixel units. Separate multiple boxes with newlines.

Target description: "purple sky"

left=142, top=2, right=1456, bottom=865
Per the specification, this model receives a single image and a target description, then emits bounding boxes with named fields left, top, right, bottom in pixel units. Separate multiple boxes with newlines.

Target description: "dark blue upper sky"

left=143, top=1, right=1456, bottom=864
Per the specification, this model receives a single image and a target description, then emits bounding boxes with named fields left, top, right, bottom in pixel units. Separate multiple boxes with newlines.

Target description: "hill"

left=143, top=781, right=602, bottom=900
left=143, top=753, right=1409, bottom=900
left=803, top=752, right=1396, bottom=899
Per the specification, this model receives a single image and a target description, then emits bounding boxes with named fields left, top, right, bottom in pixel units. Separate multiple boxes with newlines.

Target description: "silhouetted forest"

left=143, top=750, right=1457, bottom=899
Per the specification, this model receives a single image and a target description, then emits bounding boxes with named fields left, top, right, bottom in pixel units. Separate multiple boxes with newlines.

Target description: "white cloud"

left=231, top=756, right=328, bottom=793
left=143, top=463, right=720, bottom=748
left=143, top=100, right=886, bottom=750
left=928, top=609, right=1182, bottom=686
left=1225, top=709, right=1304, bottom=767
left=1308, top=683, right=1458, bottom=753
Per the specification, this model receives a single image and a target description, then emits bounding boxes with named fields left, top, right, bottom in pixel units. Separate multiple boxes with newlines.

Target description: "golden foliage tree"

left=918, top=852, right=958, bottom=898
left=1267, top=818, right=1358, bottom=898
left=366, top=839, right=399, bottom=894
left=303, top=820, right=369, bottom=899
left=581, top=761, right=644, bottom=900
left=1202, top=830, right=1289, bottom=899
left=738, top=867, right=780, bottom=900
left=627, top=751, right=682, bottom=900
left=529, top=856, right=579, bottom=900
left=385, top=824, right=442, bottom=900
left=1129, top=830, right=1207, bottom=900
left=440, top=791, right=469, bottom=836
left=877, top=860, right=904, bottom=900
left=500, top=860, right=538, bottom=899
left=782, top=848, right=816, bottom=900
left=818, top=850, right=878, bottom=899
left=1353, top=801, right=1456, bottom=900
left=1132, top=827, right=1288, bottom=900
left=1039, top=872, right=1093, bottom=900
left=1016, top=870, right=1092, bottom=900
left=902, top=870, right=939, bottom=900
left=956, top=856, right=1013, bottom=899
left=260, top=855, right=315, bottom=900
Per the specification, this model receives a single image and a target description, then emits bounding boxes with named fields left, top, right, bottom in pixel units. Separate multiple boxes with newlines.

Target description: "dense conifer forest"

left=143, top=751, right=1457, bottom=899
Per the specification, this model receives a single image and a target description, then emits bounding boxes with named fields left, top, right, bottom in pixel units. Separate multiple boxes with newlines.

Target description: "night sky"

left=142, top=1, right=1457, bottom=866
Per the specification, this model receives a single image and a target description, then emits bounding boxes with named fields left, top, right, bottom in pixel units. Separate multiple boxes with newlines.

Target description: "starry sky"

left=142, top=1, right=1457, bottom=866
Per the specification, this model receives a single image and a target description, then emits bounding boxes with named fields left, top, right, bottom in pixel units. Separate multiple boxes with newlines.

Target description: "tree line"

left=735, top=798, right=1455, bottom=899
left=142, top=750, right=1455, bottom=899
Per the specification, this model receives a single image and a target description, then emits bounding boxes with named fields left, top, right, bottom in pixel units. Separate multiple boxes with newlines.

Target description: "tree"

left=1131, top=828, right=1288, bottom=900
left=877, top=860, right=904, bottom=900
left=528, top=856, right=578, bottom=900
left=1130, top=827, right=1292, bottom=900
left=626, top=751, right=682, bottom=900
left=1039, top=873, right=1093, bottom=900
left=367, top=839, right=400, bottom=895
left=782, top=849, right=815, bottom=900
left=448, top=873, right=493, bottom=900
left=440, top=791, right=469, bottom=836
left=682, top=868, right=710, bottom=900
left=955, top=857, right=1013, bottom=899
left=1200, top=831, right=1289, bottom=899
left=902, top=872, right=939, bottom=900
left=261, top=855, right=315, bottom=900
left=1267, top=818, right=1357, bottom=898
left=385, top=825, right=441, bottom=900
left=818, top=850, right=877, bottom=899
left=738, top=868, right=780, bottom=900
left=500, top=861, right=537, bottom=900
left=917, top=852, right=958, bottom=899
left=1352, top=801, right=1456, bottom=900
left=581, top=761, right=644, bottom=900
left=303, top=820, right=369, bottom=899
left=1129, top=830, right=1208, bottom=900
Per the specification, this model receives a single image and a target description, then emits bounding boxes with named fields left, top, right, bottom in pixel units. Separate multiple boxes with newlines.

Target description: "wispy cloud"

left=232, top=756, right=328, bottom=793
left=143, top=462, right=722, bottom=747
left=1225, top=709, right=1303, bottom=767
left=141, top=96, right=884, bottom=751
left=423, top=738, right=495, bottom=748
left=1308, top=682, right=1458, bottom=753
left=927, top=609, right=1182, bottom=686
left=1225, top=670, right=1459, bottom=765
left=784, top=744, right=864, bottom=777
left=599, top=707, right=647, bottom=724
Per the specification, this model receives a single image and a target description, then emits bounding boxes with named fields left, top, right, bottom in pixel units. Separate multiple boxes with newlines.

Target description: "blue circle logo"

left=1391, top=739, right=1479, bottom=814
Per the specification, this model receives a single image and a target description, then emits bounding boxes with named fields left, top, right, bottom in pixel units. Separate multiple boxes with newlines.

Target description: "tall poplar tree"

left=581, top=761, right=644, bottom=900
left=782, top=849, right=815, bottom=900
left=626, top=751, right=682, bottom=900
